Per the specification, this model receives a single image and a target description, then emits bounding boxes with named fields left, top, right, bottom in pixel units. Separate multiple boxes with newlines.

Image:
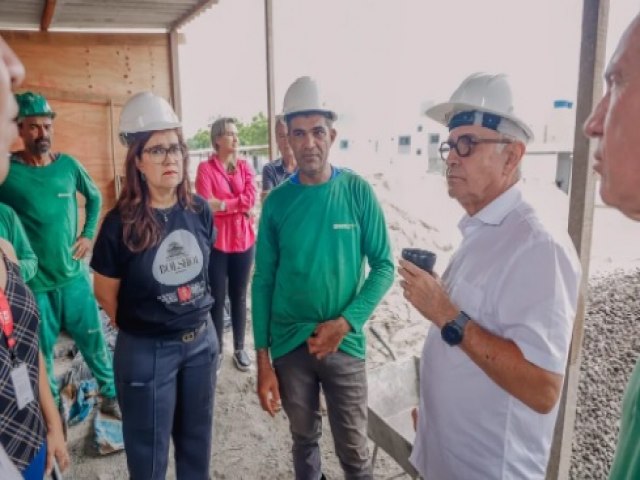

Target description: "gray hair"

left=210, top=117, right=236, bottom=152
left=495, top=133, right=523, bottom=180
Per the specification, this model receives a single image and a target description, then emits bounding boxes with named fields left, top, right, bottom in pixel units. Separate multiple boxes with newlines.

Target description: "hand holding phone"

left=401, top=248, right=436, bottom=274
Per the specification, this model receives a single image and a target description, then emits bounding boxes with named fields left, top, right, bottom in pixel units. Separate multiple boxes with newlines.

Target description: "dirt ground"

left=63, top=325, right=417, bottom=480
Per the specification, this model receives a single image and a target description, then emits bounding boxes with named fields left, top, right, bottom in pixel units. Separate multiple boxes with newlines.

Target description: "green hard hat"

left=15, top=91, right=56, bottom=120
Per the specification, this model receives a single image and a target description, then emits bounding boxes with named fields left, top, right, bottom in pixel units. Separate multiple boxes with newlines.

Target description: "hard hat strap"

left=448, top=110, right=527, bottom=143
left=449, top=111, right=502, bottom=132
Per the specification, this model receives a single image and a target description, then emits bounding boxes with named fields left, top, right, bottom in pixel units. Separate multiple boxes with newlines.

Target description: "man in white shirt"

left=399, top=72, right=581, bottom=479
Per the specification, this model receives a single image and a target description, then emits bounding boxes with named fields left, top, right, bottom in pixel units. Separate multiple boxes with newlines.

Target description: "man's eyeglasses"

left=439, top=135, right=512, bottom=161
left=142, top=144, right=185, bottom=164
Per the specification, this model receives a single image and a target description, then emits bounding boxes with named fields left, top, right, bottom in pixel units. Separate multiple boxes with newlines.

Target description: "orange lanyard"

left=0, top=289, right=17, bottom=361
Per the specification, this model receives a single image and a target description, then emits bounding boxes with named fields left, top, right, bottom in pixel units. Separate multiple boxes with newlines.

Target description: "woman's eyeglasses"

left=142, top=144, right=185, bottom=164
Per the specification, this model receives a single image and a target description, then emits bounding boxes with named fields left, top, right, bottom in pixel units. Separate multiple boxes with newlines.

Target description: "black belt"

left=165, top=321, right=207, bottom=343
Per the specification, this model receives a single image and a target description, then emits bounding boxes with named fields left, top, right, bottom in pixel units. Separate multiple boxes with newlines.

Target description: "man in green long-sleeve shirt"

left=252, top=77, right=393, bottom=479
left=0, top=92, right=118, bottom=417
left=0, top=202, right=37, bottom=282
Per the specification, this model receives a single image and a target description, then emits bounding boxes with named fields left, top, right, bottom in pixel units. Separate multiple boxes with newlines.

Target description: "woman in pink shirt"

left=195, top=117, right=256, bottom=372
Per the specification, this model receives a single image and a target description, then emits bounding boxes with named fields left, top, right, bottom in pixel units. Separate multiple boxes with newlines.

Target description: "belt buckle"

left=182, top=331, right=196, bottom=343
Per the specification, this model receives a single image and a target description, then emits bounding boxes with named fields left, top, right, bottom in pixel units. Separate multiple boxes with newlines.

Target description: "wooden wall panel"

left=2, top=30, right=173, bottom=215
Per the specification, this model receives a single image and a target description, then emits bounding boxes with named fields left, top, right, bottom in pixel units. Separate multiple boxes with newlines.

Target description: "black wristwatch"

left=441, top=311, right=471, bottom=346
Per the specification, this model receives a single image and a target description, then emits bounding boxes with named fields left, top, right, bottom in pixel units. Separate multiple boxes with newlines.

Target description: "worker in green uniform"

left=0, top=92, right=119, bottom=418
left=252, top=76, right=394, bottom=479
left=0, top=202, right=37, bottom=281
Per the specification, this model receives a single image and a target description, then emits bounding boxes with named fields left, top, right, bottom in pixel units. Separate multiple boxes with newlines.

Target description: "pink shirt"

left=195, top=154, right=256, bottom=253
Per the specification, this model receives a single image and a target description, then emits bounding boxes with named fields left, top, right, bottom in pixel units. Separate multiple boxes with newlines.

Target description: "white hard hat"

left=282, top=76, right=337, bottom=121
left=119, top=91, right=181, bottom=145
left=426, top=73, right=533, bottom=143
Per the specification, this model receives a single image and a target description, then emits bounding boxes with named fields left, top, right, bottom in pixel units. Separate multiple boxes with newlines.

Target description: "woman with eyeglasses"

left=195, top=117, right=256, bottom=372
left=91, top=92, right=218, bottom=479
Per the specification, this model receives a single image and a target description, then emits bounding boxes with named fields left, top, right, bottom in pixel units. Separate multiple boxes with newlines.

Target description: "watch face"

left=441, top=324, right=462, bottom=346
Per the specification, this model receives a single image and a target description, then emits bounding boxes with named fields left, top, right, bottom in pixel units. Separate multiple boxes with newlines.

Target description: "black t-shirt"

left=91, top=196, right=215, bottom=336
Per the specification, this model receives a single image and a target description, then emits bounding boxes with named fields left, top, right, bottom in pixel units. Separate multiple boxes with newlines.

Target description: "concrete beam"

left=169, top=29, right=182, bottom=119
left=264, top=0, right=277, bottom=161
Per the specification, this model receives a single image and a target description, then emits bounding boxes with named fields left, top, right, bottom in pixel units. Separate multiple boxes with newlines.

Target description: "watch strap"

left=454, top=310, right=471, bottom=330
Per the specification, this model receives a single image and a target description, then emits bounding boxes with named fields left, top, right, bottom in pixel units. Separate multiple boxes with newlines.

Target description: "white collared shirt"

left=409, top=184, right=581, bottom=480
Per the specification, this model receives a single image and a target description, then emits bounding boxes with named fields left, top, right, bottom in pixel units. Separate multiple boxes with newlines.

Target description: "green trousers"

left=36, top=272, right=116, bottom=404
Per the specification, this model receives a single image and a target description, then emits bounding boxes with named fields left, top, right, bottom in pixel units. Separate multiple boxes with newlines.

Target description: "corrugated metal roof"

left=0, top=0, right=219, bottom=31
left=0, top=1, right=43, bottom=29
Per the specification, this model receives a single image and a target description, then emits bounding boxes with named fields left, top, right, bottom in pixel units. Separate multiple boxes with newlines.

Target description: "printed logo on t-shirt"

left=333, top=223, right=356, bottom=230
left=158, top=280, right=206, bottom=305
left=152, top=229, right=204, bottom=286
left=177, top=285, right=192, bottom=302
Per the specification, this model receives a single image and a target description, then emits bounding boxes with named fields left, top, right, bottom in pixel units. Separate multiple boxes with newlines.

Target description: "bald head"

left=618, top=13, right=640, bottom=55
left=607, top=13, right=640, bottom=81
left=0, top=36, right=25, bottom=182
left=584, top=13, right=640, bottom=220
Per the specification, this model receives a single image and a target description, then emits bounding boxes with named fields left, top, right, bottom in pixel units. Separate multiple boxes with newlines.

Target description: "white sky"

left=178, top=0, right=640, bottom=139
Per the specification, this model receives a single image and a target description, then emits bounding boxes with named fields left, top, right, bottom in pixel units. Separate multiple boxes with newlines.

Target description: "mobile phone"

left=401, top=248, right=436, bottom=274
left=50, top=459, right=63, bottom=480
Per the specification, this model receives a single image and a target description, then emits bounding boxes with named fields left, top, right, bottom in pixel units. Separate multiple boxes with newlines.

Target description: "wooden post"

left=169, top=29, right=182, bottom=119
left=107, top=99, right=121, bottom=199
left=264, top=0, right=277, bottom=161
left=40, top=0, right=57, bottom=31
left=546, top=1, right=609, bottom=478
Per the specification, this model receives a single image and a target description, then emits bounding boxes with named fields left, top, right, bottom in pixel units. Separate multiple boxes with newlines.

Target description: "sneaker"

left=233, top=349, right=251, bottom=372
left=100, top=396, right=122, bottom=420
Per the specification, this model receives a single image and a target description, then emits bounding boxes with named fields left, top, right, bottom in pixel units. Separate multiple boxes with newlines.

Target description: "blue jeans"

left=22, top=441, right=46, bottom=480
left=274, top=345, right=372, bottom=480
left=114, top=318, right=218, bottom=480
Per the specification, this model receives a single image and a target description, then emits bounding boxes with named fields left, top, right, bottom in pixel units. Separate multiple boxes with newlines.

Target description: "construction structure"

left=0, top=1, right=617, bottom=478
left=0, top=0, right=222, bottom=211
